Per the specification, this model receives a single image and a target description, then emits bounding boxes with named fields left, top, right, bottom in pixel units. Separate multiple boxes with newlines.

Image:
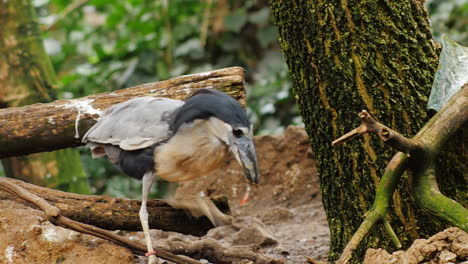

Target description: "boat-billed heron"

left=82, top=88, right=260, bottom=263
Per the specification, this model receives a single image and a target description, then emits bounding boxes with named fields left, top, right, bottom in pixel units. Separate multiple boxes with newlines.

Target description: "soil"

left=364, top=227, right=468, bottom=264
left=0, top=200, right=134, bottom=264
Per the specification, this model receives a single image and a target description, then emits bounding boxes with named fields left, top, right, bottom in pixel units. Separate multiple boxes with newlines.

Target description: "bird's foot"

left=166, top=196, right=232, bottom=227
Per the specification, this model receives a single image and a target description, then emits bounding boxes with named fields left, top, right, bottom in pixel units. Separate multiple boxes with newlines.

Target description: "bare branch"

left=332, top=110, right=421, bottom=154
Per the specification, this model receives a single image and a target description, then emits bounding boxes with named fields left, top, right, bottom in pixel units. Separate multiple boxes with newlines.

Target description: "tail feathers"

left=104, top=145, right=121, bottom=165
left=85, top=142, right=121, bottom=165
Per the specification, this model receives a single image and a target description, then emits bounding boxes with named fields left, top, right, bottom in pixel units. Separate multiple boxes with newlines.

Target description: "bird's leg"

left=140, top=172, right=157, bottom=264
left=194, top=196, right=233, bottom=226
left=164, top=184, right=232, bottom=227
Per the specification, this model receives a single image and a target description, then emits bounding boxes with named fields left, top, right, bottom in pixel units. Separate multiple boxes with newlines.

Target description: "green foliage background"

left=35, top=0, right=299, bottom=197
left=1, top=0, right=466, bottom=196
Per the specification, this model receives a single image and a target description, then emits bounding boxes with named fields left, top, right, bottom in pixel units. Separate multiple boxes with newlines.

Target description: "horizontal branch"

left=0, top=67, right=245, bottom=158
left=0, top=178, right=229, bottom=236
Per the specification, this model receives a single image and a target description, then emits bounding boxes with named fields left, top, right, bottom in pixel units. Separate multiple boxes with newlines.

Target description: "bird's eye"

left=233, top=128, right=243, bottom=138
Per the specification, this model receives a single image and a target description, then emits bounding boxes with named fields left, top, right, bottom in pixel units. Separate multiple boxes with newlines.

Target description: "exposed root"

left=161, top=237, right=284, bottom=264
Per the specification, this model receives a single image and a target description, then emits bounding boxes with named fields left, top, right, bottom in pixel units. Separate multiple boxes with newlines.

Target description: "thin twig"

left=0, top=179, right=60, bottom=217
left=200, top=0, right=214, bottom=47
left=332, top=110, right=421, bottom=154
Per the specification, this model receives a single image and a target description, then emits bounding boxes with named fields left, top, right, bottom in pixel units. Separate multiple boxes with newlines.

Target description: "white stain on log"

left=61, top=99, right=102, bottom=138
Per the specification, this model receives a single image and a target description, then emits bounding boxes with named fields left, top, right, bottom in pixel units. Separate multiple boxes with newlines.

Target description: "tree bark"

left=0, top=0, right=89, bottom=193
left=268, top=0, right=465, bottom=262
left=0, top=67, right=245, bottom=158
left=0, top=177, right=229, bottom=236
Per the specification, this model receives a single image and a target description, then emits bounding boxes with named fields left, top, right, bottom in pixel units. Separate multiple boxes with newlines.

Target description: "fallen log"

left=0, top=178, right=229, bottom=237
left=0, top=67, right=245, bottom=158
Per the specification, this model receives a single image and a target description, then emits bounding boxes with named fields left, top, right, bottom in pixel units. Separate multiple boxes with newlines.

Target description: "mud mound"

left=364, top=227, right=468, bottom=264
left=0, top=200, right=134, bottom=264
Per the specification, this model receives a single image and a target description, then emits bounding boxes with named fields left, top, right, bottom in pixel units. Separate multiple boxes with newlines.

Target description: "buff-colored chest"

left=154, top=118, right=230, bottom=182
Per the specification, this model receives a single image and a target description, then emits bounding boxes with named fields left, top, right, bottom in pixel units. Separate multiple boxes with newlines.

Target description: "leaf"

left=174, top=38, right=202, bottom=57
left=248, top=8, right=270, bottom=24
left=428, top=35, right=468, bottom=111
left=224, top=8, right=247, bottom=32
left=257, top=25, right=279, bottom=48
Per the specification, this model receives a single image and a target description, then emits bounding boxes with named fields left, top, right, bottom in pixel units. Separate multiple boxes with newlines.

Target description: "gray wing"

left=82, top=97, right=184, bottom=151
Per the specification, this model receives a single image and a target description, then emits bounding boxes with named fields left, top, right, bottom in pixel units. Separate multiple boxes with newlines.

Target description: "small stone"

left=231, top=218, right=277, bottom=246
left=439, top=250, right=456, bottom=263
left=259, top=207, right=294, bottom=224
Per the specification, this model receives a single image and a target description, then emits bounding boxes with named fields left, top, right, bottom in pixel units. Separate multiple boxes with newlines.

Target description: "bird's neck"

left=154, top=118, right=229, bottom=182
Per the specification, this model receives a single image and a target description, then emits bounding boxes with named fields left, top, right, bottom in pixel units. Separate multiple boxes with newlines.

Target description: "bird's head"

left=170, top=89, right=260, bottom=184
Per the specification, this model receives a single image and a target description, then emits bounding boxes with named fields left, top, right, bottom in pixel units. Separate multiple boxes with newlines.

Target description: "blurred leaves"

left=426, top=0, right=468, bottom=45
left=25, top=0, right=466, bottom=197
left=35, top=0, right=298, bottom=196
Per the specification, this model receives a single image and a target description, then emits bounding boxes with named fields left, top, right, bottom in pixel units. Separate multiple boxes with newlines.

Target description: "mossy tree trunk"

left=269, top=0, right=465, bottom=262
left=0, top=0, right=90, bottom=193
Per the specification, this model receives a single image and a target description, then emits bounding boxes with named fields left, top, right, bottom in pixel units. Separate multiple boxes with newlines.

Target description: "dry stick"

left=333, top=85, right=468, bottom=264
left=300, top=253, right=324, bottom=264
left=0, top=178, right=202, bottom=264
left=332, top=110, right=421, bottom=154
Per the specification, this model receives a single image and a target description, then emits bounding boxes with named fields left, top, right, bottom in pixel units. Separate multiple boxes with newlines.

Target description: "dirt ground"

left=0, top=199, right=135, bottom=264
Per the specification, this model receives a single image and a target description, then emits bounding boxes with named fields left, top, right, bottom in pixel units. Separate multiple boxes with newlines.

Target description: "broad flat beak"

left=229, top=136, right=260, bottom=184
